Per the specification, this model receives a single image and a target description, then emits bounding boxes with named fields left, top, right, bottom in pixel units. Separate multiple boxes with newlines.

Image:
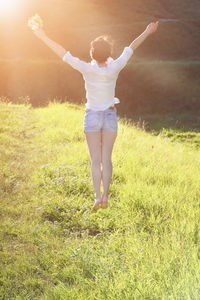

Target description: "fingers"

left=152, top=21, right=159, bottom=27
left=146, top=21, right=159, bottom=34
left=152, top=21, right=159, bottom=31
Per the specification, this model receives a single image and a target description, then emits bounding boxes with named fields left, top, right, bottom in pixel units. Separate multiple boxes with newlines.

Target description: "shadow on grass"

left=120, top=112, right=200, bottom=148
left=42, top=203, right=116, bottom=238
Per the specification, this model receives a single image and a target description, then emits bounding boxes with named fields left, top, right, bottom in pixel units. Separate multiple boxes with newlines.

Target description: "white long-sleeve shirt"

left=63, top=46, right=133, bottom=111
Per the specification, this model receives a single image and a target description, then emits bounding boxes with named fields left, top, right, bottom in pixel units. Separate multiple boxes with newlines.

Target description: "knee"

left=102, top=157, right=112, bottom=167
left=91, top=157, right=101, bottom=168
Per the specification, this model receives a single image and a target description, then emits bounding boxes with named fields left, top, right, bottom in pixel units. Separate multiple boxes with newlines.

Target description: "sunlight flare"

left=0, top=0, right=20, bottom=15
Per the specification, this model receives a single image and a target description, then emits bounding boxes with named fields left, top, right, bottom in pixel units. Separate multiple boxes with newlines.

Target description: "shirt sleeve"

left=113, top=47, right=134, bottom=72
left=62, top=51, right=90, bottom=73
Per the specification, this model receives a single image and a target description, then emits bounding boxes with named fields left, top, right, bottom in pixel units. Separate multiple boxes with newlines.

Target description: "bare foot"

left=101, top=194, right=108, bottom=209
left=91, top=199, right=102, bottom=211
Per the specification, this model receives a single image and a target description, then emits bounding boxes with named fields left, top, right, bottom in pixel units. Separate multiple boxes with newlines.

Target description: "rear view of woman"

left=31, top=20, right=159, bottom=211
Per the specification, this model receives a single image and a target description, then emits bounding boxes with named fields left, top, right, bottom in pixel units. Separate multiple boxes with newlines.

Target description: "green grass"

left=0, top=100, right=200, bottom=299
left=126, top=112, right=200, bottom=150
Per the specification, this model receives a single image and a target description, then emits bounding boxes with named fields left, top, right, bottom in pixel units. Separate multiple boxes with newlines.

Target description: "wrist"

left=144, top=28, right=151, bottom=36
left=34, top=30, right=46, bottom=39
left=40, top=33, right=47, bottom=40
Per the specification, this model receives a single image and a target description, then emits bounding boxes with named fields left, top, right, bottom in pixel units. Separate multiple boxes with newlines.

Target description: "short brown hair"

left=90, top=36, right=113, bottom=63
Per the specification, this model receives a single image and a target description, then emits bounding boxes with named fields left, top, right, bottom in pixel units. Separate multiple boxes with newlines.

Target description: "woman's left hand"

left=146, top=21, right=159, bottom=35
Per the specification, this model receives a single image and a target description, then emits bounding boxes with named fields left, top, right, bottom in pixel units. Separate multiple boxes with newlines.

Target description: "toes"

left=101, top=201, right=108, bottom=209
left=91, top=201, right=102, bottom=211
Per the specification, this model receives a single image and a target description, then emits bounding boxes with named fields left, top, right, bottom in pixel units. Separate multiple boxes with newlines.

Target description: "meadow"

left=0, top=100, right=200, bottom=299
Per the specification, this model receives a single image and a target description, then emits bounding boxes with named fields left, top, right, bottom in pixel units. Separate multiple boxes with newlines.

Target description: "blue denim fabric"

left=84, top=108, right=118, bottom=132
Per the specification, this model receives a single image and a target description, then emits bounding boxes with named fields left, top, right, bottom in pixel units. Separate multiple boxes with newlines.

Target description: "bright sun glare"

left=0, top=0, right=20, bottom=15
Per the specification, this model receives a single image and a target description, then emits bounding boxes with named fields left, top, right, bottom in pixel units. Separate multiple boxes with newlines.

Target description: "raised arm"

left=129, top=21, right=159, bottom=51
left=33, top=28, right=66, bottom=58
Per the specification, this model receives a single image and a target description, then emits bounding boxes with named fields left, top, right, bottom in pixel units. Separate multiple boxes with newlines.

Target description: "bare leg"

left=85, top=132, right=102, bottom=210
left=101, top=131, right=117, bottom=208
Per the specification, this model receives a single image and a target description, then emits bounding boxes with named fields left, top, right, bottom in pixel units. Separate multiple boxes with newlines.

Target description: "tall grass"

left=0, top=100, right=200, bottom=299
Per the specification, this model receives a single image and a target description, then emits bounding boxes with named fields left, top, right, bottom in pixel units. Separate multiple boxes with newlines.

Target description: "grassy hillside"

left=0, top=100, right=200, bottom=299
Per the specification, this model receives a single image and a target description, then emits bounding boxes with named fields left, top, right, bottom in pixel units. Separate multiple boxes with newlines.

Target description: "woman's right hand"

left=28, top=14, right=45, bottom=37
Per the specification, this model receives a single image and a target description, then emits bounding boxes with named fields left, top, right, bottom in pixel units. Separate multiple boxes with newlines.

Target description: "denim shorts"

left=84, top=108, right=118, bottom=132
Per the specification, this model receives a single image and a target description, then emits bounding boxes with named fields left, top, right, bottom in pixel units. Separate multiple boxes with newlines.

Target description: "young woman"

left=31, top=21, right=159, bottom=211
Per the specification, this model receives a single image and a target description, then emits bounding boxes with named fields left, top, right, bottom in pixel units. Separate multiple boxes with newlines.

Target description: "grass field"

left=0, top=100, right=200, bottom=299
